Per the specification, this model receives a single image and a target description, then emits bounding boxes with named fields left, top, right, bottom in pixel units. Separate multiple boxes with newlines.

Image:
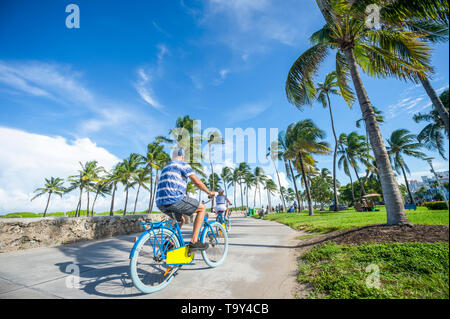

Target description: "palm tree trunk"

left=400, top=163, right=415, bottom=204
left=43, top=192, right=52, bottom=217
left=133, top=184, right=141, bottom=215
left=298, top=153, right=314, bottom=216
left=123, top=183, right=129, bottom=215
left=326, top=93, right=340, bottom=212
left=209, top=144, right=215, bottom=212
left=77, top=186, right=83, bottom=217
left=420, top=77, right=449, bottom=134
left=150, top=172, right=159, bottom=213
left=272, top=157, right=287, bottom=210
left=91, top=191, right=99, bottom=215
left=288, top=160, right=301, bottom=213
left=147, top=167, right=153, bottom=214
left=86, top=189, right=90, bottom=217
left=349, top=173, right=356, bottom=206
left=352, top=164, right=366, bottom=201
left=344, top=48, right=409, bottom=225
left=109, top=182, right=116, bottom=216
left=233, top=182, right=236, bottom=207
left=239, top=181, right=244, bottom=211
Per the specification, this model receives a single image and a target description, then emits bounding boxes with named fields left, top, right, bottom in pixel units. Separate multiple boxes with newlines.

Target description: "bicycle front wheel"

left=200, top=221, right=228, bottom=267
left=225, top=215, right=231, bottom=232
left=129, top=228, right=180, bottom=294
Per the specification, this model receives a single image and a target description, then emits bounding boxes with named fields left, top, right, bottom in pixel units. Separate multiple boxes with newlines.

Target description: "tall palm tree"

left=142, top=142, right=165, bottom=214
left=264, top=178, right=278, bottom=211
left=31, top=177, right=65, bottom=217
left=120, top=153, right=142, bottom=215
left=278, top=130, right=302, bottom=212
left=81, top=161, right=104, bottom=217
left=253, top=167, right=267, bottom=209
left=316, top=71, right=353, bottom=211
left=108, top=164, right=123, bottom=216
left=236, top=162, right=251, bottom=210
left=386, top=129, right=427, bottom=203
left=267, top=142, right=287, bottom=210
left=355, top=0, right=449, bottom=133
left=286, top=0, right=434, bottom=225
left=337, top=133, right=356, bottom=205
left=132, top=167, right=150, bottom=215
left=156, top=115, right=205, bottom=177
left=206, top=130, right=224, bottom=211
left=148, top=150, right=171, bottom=214
left=220, top=166, right=233, bottom=200
left=343, top=132, right=371, bottom=201
left=413, top=88, right=449, bottom=159
left=91, top=177, right=112, bottom=215
left=286, top=120, right=331, bottom=216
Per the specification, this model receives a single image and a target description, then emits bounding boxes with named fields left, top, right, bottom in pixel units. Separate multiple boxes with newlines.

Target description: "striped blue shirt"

left=155, top=160, right=194, bottom=206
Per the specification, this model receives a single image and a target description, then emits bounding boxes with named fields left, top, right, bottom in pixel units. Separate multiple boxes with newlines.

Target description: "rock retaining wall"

left=0, top=211, right=246, bottom=253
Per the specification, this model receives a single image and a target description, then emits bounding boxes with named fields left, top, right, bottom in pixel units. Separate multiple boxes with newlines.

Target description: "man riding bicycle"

left=215, top=188, right=232, bottom=217
left=155, top=148, right=215, bottom=252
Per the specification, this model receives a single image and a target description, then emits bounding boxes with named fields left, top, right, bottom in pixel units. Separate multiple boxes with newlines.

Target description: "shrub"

left=425, top=201, right=448, bottom=210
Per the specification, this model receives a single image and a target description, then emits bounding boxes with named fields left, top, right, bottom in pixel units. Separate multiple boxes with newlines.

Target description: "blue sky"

left=0, top=0, right=448, bottom=213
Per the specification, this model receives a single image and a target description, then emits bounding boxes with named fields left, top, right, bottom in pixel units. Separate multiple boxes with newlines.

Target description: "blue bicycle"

left=215, top=210, right=231, bottom=233
left=129, top=212, right=228, bottom=294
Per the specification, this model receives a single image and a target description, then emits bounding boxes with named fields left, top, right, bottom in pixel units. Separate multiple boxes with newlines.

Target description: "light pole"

left=424, top=157, right=449, bottom=210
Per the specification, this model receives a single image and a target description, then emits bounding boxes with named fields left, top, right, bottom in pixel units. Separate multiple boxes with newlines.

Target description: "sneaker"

left=188, top=241, right=209, bottom=252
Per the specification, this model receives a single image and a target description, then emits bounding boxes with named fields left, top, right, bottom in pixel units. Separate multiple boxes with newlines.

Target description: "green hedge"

left=425, top=201, right=448, bottom=210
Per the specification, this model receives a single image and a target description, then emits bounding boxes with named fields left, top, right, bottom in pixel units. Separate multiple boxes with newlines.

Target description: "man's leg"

left=190, top=203, right=206, bottom=243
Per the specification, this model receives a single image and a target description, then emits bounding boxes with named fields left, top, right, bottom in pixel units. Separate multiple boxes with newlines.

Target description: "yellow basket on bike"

left=166, top=246, right=194, bottom=265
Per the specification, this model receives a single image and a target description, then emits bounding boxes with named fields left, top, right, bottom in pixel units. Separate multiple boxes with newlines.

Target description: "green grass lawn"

left=298, top=242, right=449, bottom=299
left=264, top=206, right=449, bottom=234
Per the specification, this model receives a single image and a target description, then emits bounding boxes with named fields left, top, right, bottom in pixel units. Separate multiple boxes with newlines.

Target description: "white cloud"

left=225, top=100, right=271, bottom=124
left=0, top=127, right=122, bottom=214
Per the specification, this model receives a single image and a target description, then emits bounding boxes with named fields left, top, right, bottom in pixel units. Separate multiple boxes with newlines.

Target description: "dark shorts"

left=157, top=196, right=200, bottom=222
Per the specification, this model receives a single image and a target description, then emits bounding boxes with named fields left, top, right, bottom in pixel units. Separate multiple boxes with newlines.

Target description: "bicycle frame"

left=129, top=215, right=222, bottom=262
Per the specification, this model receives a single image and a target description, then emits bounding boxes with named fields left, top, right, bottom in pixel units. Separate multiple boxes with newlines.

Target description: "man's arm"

left=189, top=174, right=214, bottom=197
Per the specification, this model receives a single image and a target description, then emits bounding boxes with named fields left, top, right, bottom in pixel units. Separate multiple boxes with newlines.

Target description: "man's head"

left=172, top=148, right=185, bottom=161
left=218, top=188, right=224, bottom=195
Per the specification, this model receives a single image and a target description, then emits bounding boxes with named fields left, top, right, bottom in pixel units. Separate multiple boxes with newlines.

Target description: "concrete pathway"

left=0, top=216, right=300, bottom=299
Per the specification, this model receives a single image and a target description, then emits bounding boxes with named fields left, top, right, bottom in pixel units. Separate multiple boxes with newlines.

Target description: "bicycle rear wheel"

left=129, top=228, right=180, bottom=294
left=200, top=221, right=228, bottom=267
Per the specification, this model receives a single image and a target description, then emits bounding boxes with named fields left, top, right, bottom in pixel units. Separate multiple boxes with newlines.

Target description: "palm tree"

left=31, top=177, right=65, bottom=217
left=316, top=71, right=353, bottom=211
left=220, top=166, right=233, bottom=200
left=338, top=133, right=356, bottom=205
left=81, top=161, right=104, bottom=217
left=286, top=0, right=433, bottom=225
left=264, top=178, right=278, bottom=211
left=286, top=120, right=331, bottom=215
left=413, top=89, right=449, bottom=159
left=108, top=164, right=123, bottom=216
left=386, top=129, right=427, bottom=203
left=278, top=130, right=302, bottom=212
left=132, top=167, right=150, bottom=215
left=206, top=130, right=224, bottom=211
left=91, top=177, right=112, bottom=215
left=119, top=153, right=142, bottom=215
left=142, top=142, right=164, bottom=214
left=186, top=181, right=197, bottom=198
left=343, top=132, right=371, bottom=201
left=236, top=162, right=251, bottom=210
left=156, top=115, right=205, bottom=177
left=253, top=167, right=267, bottom=209
left=148, top=150, right=171, bottom=214
left=359, top=0, right=450, bottom=133
left=267, top=141, right=287, bottom=211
